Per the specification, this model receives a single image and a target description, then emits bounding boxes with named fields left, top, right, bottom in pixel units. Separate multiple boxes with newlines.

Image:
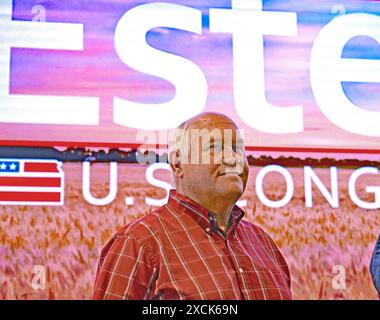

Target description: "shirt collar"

left=167, top=189, right=245, bottom=236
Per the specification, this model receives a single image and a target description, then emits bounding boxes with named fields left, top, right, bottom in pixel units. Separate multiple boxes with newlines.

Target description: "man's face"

left=179, top=116, right=249, bottom=203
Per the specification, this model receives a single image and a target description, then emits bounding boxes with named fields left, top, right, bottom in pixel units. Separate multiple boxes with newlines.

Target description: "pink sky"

left=1, top=0, right=379, bottom=156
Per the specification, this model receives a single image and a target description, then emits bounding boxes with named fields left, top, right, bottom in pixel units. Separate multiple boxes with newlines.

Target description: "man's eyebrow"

left=203, top=136, right=222, bottom=143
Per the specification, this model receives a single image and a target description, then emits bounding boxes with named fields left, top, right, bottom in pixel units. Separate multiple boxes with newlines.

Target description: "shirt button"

left=205, top=227, right=211, bottom=233
left=239, top=267, right=244, bottom=273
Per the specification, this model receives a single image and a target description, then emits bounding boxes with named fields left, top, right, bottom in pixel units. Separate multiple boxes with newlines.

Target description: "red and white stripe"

left=0, top=159, right=64, bottom=205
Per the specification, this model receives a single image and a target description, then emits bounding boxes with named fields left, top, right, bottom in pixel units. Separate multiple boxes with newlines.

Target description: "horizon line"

left=0, top=140, right=379, bottom=155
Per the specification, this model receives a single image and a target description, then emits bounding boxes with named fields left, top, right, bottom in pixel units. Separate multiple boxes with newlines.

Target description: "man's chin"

left=215, top=180, right=244, bottom=200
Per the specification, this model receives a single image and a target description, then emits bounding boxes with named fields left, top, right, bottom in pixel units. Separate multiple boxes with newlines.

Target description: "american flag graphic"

left=0, top=159, right=64, bottom=205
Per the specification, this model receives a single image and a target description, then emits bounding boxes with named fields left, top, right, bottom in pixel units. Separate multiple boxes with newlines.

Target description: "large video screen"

left=0, top=0, right=379, bottom=300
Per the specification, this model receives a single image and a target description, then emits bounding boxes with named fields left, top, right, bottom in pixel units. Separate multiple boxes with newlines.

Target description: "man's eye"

left=212, top=144, right=223, bottom=152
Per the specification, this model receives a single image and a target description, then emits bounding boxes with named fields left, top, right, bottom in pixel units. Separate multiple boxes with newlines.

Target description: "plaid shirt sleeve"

left=93, top=233, right=158, bottom=300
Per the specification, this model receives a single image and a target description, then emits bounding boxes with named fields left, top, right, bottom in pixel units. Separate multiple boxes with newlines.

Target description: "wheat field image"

left=0, top=162, right=379, bottom=299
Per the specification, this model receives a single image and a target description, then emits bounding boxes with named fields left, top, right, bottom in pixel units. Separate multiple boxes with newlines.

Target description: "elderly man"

left=93, top=112, right=292, bottom=300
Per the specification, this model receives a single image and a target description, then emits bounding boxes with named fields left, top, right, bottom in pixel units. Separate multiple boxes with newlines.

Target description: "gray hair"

left=168, top=122, right=190, bottom=163
left=167, top=121, right=190, bottom=187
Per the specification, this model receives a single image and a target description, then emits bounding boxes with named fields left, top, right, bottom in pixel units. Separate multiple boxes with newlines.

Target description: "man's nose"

left=222, top=147, right=237, bottom=165
left=223, top=155, right=236, bottom=165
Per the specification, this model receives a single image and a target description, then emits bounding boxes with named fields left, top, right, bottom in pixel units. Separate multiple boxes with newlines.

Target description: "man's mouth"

left=219, top=171, right=241, bottom=176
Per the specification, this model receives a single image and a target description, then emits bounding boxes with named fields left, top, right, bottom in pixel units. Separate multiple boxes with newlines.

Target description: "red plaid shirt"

left=93, top=189, right=292, bottom=300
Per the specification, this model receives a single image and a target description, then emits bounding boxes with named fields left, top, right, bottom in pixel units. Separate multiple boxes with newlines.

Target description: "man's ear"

left=169, top=150, right=183, bottom=178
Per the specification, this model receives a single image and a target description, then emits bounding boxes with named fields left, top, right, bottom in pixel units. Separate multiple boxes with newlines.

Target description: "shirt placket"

left=208, top=214, right=255, bottom=300
left=226, top=222, right=258, bottom=300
